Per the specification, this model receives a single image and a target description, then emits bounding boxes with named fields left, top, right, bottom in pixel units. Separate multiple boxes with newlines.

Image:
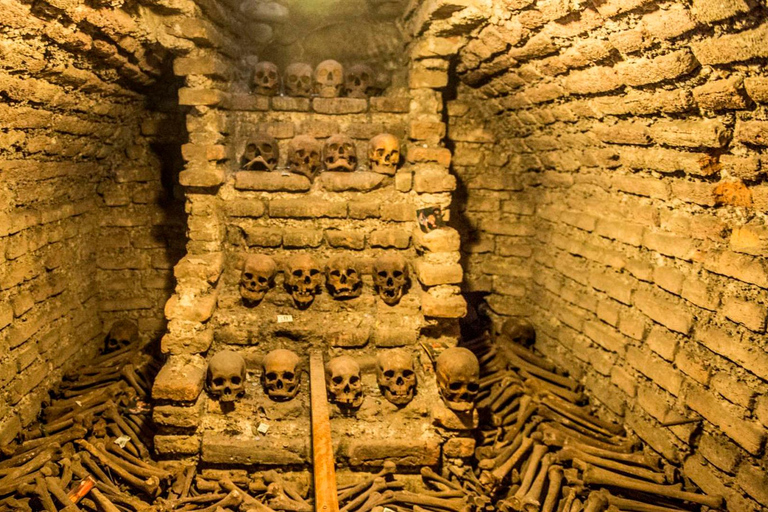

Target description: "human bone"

left=314, top=60, right=343, bottom=98
left=325, top=255, right=362, bottom=299
left=368, top=133, right=400, bottom=175
left=284, top=254, right=324, bottom=309
left=287, top=135, right=322, bottom=181
left=326, top=355, right=363, bottom=408
left=501, top=317, right=536, bottom=347
left=376, top=349, right=416, bottom=406
left=261, top=349, right=301, bottom=402
left=373, top=253, right=409, bottom=306
left=344, top=64, right=374, bottom=98
left=207, top=350, right=247, bottom=403
left=241, top=133, right=280, bottom=171
left=240, top=254, right=277, bottom=303
left=435, top=347, right=480, bottom=413
left=284, top=62, right=313, bottom=97
left=104, top=319, right=138, bottom=353
left=252, top=61, right=280, bottom=96
left=322, top=134, right=358, bottom=172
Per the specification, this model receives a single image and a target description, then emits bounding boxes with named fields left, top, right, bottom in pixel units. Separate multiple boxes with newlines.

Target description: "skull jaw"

left=346, top=88, right=368, bottom=99
left=289, top=288, right=317, bottom=309
left=213, top=389, right=244, bottom=403
left=382, top=388, right=415, bottom=406
left=316, top=85, right=341, bottom=98
left=370, top=162, right=397, bottom=176
left=333, top=393, right=363, bottom=409
left=254, top=85, right=278, bottom=97
left=265, top=386, right=299, bottom=402
left=240, top=285, right=269, bottom=304
left=440, top=395, right=476, bottom=413
left=242, top=156, right=276, bottom=172
left=378, top=286, right=405, bottom=306
left=328, top=283, right=362, bottom=300
left=325, top=160, right=357, bottom=172
left=289, top=166, right=319, bottom=182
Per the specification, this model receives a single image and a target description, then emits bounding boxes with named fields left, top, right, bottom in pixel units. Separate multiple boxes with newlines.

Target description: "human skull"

left=368, top=133, right=400, bottom=175
left=252, top=61, right=280, bottom=96
left=325, top=255, right=362, bottom=300
left=287, top=135, right=322, bottom=181
left=285, top=254, right=324, bottom=309
left=261, top=349, right=301, bottom=402
left=435, top=347, right=480, bottom=413
left=241, top=133, right=279, bottom=171
left=104, top=319, right=138, bottom=354
left=373, top=253, right=409, bottom=306
left=500, top=318, right=536, bottom=347
left=344, top=64, right=374, bottom=98
left=240, top=254, right=277, bottom=303
left=284, top=63, right=313, bottom=97
left=326, top=356, right=363, bottom=409
left=314, top=60, right=344, bottom=98
left=207, top=351, right=247, bottom=403
left=323, top=134, right=358, bottom=172
left=377, top=349, right=416, bottom=406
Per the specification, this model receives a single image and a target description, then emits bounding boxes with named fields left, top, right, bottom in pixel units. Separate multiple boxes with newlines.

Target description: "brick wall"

left=0, top=0, right=252, bottom=443
left=449, top=0, right=768, bottom=509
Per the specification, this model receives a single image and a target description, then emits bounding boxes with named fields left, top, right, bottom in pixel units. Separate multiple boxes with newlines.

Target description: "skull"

left=252, top=61, right=280, bottom=96
left=240, top=254, right=277, bottom=304
left=344, top=64, right=374, bottom=98
left=261, top=349, right=301, bottom=402
left=368, top=133, right=400, bottom=175
left=325, top=255, right=362, bottom=300
left=285, top=254, right=324, bottom=309
left=373, top=253, right=409, bottom=306
left=241, top=133, right=279, bottom=171
left=500, top=318, right=535, bottom=347
left=326, top=356, right=363, bottom=409
left=207, top=350, right=247, bottom=403
left=287, top=135, right=322, bottom=181
left=314, top=60, right=344, bottom=98
left=377, top=349, right=417, bottom=406
left=284, top=63, right=313, bottom=97
left=323, top=134, right=358, bottom=172
left=104, top=319, right=138, bottom=354
left=436, top=347, right=480, bottom=413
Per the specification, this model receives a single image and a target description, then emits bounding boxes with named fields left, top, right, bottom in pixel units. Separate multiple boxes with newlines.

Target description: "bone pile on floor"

left=0, top=344, right=163, bottom=512
left=459, top=325, right=724, bottom=512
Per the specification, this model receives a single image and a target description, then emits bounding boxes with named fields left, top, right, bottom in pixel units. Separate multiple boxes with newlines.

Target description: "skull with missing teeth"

left=104, top=319, right=138, bottom=353
left=436, top=347, right=480, bottom=413
left=377, top=349, right=416, bottom=406
left=373, top=253, right=409, bottom=306
left=287, top=135, right=322, bottom=181
left=252, top=61, right=280, bottom=96
left=285, top=254, right=323, bottom=309
left=500, top=318, right=536, bottom=347
left=344, top=64, right=373, bottom=98
left=323, top=134, right=357, bottom=172
left=314, top=60, right=343, bottom=98
left=326, top=355, right=363, bottom=409
left=284, top=63, right=313, bottom=97
left=368, top=133, right=400, bottom=175
left=207, top=351, right=247, bottom=403
left=325, top=255, right=362, bottom=299
left=261, top=349, right=301, bottom=402
left=241, top=133, right=279, bottom=171
left=240, top=254, right=277, bottom=304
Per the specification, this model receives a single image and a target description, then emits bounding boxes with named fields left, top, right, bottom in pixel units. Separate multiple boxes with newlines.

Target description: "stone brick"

left=703, top=250, right=768, bottom=289
left=632, top=288, right=693, bottom=334
left=413, top=169, right=456, bottom=193
left=626, top=346, right=683, bottom=395
left=152, top=354, right=206, bottom=402
left=346, top=437, right=440, bottom=467
left=223, top=93, right=270, bottom=111
left=234, top=172, right=311, bottom=192
left=271, top=97, right=311, bottom=112
left=173, top=54, right=231, bottom=78
left=616, top=49, right=699, bottom=86
left=153, top=396, right=204, bottom=429
left=407, top=147, right=451, bottom=167
left=711, top=372, right=755, bottom=408
left=736, top=463, right=768, bottom=505
left=164, top=292, right=217, bottom=323
left=282, top=229, right=323, bottom=248
left=691, top=23, right=768, bottom=65
left=649, top=119, right=731, bottom=148
left=695, top=325, right=768, bottom=381
left=415, top=261, right=462, bottom=286
left=318, top=172, right=385, bottom=192
left=562, top=66, right=622, bottom=95
left=413, top=227, right=460, bottom=253
left=348, top=201, right=380, bottom=219
left=721, top=295, right=766, bottom=332
left=368, top=229, right=411, bottom=249
left=312, top=97, right=368, bottom=114
left=269, top=198, right=347, bottom=219
left=734, top=120, right=768, bottom=146
left=409, top=68, right=448, bottom=89
left=178, top=88, right=226, bottom=106
left=409, top=120, right=446, bottom=141
left=380, top=203, right=416, bottom=222
left=324, top=230, right=365, bottom=250
left=690, top=0, right=751, bottom=23
left=179, top=167, right=225, bottom=188
left=369, top=97, right=410, bottom=113
left=744, top=77, right=768, bottom=104
left=693, top=77, right=751, bottom=111
left=154, top=435, right=202, bottom=456
left=645, top=325, right=678, bottom=361
left=422, top=290, right=467, bottom=318
left=243, top=227, right=282, bottom=247
left=225, top=199, right=266, bottom=218
left=443, top=437, right=475, bottom=458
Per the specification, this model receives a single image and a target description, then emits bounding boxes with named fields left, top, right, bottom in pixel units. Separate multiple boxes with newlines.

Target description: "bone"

left=102, top=406, right=151, bottom=460
left=45, top=477, right=81, bottom=512
left=33, top=476, right=57, bottom=512
left=421, top=467, right=462, bottom=491
left=388, top=491, right=466, bottom=512
left=506, top=352, right=580, bottom=392
left=104, top=441, right=171, bottom=480
left=521, top=453, right=553, bottom=512
left=541, top=465, right=563, bottom=512
left=88, top=488, right=122, bottom=512
left=0, top=446, right=58, bottom=490
left=600, top=490, right=691, bottom=512
left=263, top=470, right=309, bottom=505
left=338, top=461, right=396, bottom=502
left=582, top=463, right=723, bottom=509
left=562, top=449, right=667, bottom=484
left=221, top=477, right=277, bottom=512
left=266, top=482, right=313, bottom=512
left=483, top=436, right=534, bottom=491
left=196, top=489, right=245, bottom=512
left=341, top=477, right=388, bottom=512
left=583, top=491, right=610, bottom=512
left=75, top=440, right=160, bottom=497
left=541, top=397, right=623, bottom=436
left=510, top=444, right=549, bottom=509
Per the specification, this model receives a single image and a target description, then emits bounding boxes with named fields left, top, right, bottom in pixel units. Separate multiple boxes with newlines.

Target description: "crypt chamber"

left=0, top=0, right=767, bottom=510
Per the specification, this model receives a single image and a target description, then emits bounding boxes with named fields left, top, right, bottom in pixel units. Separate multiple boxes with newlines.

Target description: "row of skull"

left=206, top=347, right=480, bottom=413
left=241, top=253, right=410, bottom=308
left=252, top=60, right=379, bottom=99
left=241, top=133, right=400, bottom=180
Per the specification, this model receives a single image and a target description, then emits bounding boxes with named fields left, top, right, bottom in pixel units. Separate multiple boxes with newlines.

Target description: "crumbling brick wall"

left=447, top=0, right=768, bottom=509
left=0, top=0, right=251, bottom=444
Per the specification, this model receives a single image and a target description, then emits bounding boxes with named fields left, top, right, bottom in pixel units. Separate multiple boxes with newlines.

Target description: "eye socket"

left=268, top=71, right=277, bottom=79
left=384, top=370, right=395, bottom=378
left=393, top=271, right=403, bottom=278
left=378, top=271, right=388, bottom=278
left=284, top=372, right=295, bottom=380
left=403, top=370, right=414, bottom=378
left=333, top=376, right=343, bottom=385
left=331, top=270, right=341, bottom=277
left=467, top=382, right=479, bottom=392
left=231, top=376, right=241, bottom=385
left=258, top=276, right=267, bottom=283
left=213, top=377, right=225, bottom=386
left=309, top=269, right=320, bottom=276
left=266, top=372, right=277, bottom=381
left=293, top=270, right=304, bottom=277
left=449, top=382, right=462, bottom=391
left=255, top=71, right=264, bottom=79
left=244, top=272, right=253, bottom=279
left=346, top=269, right=356, bottom=276
left=330, top=144, right=339, bottom=151
left=260, top=144, right=273, bottom=154
left=349, top=375, right=360, bottom=384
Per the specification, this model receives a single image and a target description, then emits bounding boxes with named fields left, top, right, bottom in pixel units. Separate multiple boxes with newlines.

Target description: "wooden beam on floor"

left=309, top=350, right=340, bottom=512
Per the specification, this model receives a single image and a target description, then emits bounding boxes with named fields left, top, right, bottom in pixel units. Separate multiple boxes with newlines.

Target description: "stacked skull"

left=377, top=349, right=417, bottom=406
left=325, top=255, right=362, bottom=299
left=323, top=134, right=358, bottom=172
left=435, top=347, right=480, bottom=413
left=344, top=64, right=373, bottom=98
left=207, top=351, right=247, bottom=403
left=373, top=253, right=409, bottom=306
left=252, top=61, right=280, bottom=96
left=368, top=133, right=400, bottom=175
left=241, top=133, right=279, bottom=171
left=287, top=135, right=322, bottom=181
left=284, top=63, right=313, bottom=97
left=104, top=319, right=138, bottom=354
left=261, top=349, right=301, bottom=402
left=326, top=356, right=363, bottom=409
left=285, top=254, right=323, bottom=309
left=240, top=254, right=277, bottom=304
left=314, top=60, right=344, bottom=98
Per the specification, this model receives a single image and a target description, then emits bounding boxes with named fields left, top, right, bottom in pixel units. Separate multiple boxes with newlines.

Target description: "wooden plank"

left=310, top=350, right=340, bottom=512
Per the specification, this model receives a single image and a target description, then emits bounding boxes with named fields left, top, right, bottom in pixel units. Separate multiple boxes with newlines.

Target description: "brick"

left=626, top=346, right=683, bottom=395
left=407, top=147, right=451, bottom=167
left=699, top=433, right=741, bottom=474
left=589, top=269, right=633, bottom=305
left=613, top=174, right=669, bottom=200
left=409, top=68, right=448, bottom=89
left=348, top=201, right=380, bottom=219
left=610, top=366, right=637, bottom=397
left=652, top=266, right=684, bottom=295
left=324, top=230, right=365, bottom=250
left=736, top=464, right=768, bottom=505
left=153, top=395, right=204, bottom=429
left=703, top=250, right=768, bottom=289
left=269, top=198, right=347, bottom=219
left=585, top=373, right=626, bottom=416
left=744, top=77, right=768, bottom=103
left=178, top=88, right=226, bottom=106
left=380, top=203, right=416, bottom=222
left=178, top=167, right=225, bottom=188
left=641, top=4, right=698, bottom=40
left=443, top=437, right=475, bottom=458
left=583, top=319, right=628, bottom=353
left=563, top=66, right=622, bottom=95
left=369, top=97, right=410, bottom=113
left=649, top=119, right=731, bottom=148
left=625, top=409, right=679, bottom=462
left=234, top=172, right=311, bottom=192
left=643, top=231, right=695, bottom=260
left=711, top=372, right=755, bottom=408
left=173, top=54, right=231, bottom=78
left=155, top=435, right=201, bottom=456
left=413, top=227, right=460, bottom=253
left=632, top=288, right=693, bottom=334
left=395, top=171, right=413, bottom=192
left=695, top=325, right=768, bottom=381
left=347, top=437, right=440, bottom=467
left=646, top=326, right=678, bottom=361
left=164, top=292, right=217, bottom=323
left=415, top=261, right=462, bottom=285
left=369, top=229, right=411, bottom=249
left=282, top=229, right=323, bottom=248
left=693, top=77, right=751, bottom=111
left=734, top=120, right=768, bottom=146
left=413, top=168, right=457, bottom=193
left=422, top=290, right=467, bottom=318
left=152, top=354, right=206, bottom=402
left=271, top=97, right=311, bottom=112
left=225, top=199, right=266, bottom=218
left=685, top=383, right=764, bottom=454
left=227, top=94, right=270, bottom=111
left=721, top=295, right=767, bottom=332
left=617, top=49, right=699, bottom=86
left=691, top=0, right=751, bottom=23
left=242, top=227, right=282, bottom=247
left=319, top=172, right=385, bottom=192
left=409, top=120, right=446, bottom=141
left=691, top=23, right=768, bottom=65
left=312, top=97, right=367, bottom=114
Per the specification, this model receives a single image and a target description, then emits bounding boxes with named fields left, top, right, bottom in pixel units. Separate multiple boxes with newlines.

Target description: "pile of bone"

left=0, top=320, right=165, bottom=512
left=456, top=319, right=725, bottom=512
